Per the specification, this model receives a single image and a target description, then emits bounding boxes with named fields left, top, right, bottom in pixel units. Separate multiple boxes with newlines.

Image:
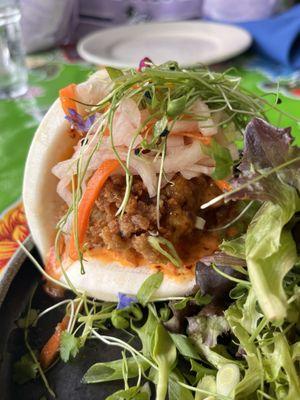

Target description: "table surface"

left=0, top=48, right=300, bottom=278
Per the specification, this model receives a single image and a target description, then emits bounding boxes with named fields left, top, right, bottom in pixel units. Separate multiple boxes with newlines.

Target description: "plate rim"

left=77, top=20, right=252, bottom=68
left=0, top=235, right=33, bottom=308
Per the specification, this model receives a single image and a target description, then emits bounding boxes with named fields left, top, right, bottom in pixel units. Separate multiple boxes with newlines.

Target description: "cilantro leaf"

left=60, top=331, right=80, bottom=363
left=13, top=353, right=39, bottom=384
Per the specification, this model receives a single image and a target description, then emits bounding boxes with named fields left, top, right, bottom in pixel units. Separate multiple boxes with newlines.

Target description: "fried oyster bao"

left=23, top=62, right=265, bottom=301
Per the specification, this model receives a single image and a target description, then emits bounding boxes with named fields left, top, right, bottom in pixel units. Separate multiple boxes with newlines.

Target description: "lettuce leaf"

left=225, top=303, right=263, bottom=399
left=246, top=202, right=298, bottom=323
left=228, top=118, right=300, bottom=202
left=225, top=118, right=300, bottom=323
left=187, top=315, right=230, bottom=348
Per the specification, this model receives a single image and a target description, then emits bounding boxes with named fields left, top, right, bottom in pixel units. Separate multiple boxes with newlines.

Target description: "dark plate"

left=0, top=248, right=142, bottom=400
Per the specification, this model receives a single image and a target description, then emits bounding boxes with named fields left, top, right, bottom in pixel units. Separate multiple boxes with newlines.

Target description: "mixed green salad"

left=15, top=61, right=300, bottom=400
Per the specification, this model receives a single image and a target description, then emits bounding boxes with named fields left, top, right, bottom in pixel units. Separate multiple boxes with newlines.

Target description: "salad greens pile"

left=15, top=62, right=300, bottom=400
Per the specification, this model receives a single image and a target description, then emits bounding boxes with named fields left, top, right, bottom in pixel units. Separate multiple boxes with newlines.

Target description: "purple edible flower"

left=65, top=108, right=95, bottom=133
left=117, top=293, right=137, bottom=310
left=138, top=57, right=153, bottom=71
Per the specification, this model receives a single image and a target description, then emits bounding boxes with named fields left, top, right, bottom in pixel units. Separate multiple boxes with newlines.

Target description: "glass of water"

left=0, top=1, right=27, bottom=99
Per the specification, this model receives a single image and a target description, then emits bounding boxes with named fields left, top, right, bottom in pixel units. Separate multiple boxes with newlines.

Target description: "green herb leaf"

left=148, top=236, right=182, bottom=268
left=137, top=272, right=164, bottom=306
left=13, top=353, right=39, bottom=384
left=168, top=370, right=194, bottom=400
left=194, top=291, right=212, bottom=306
left=105, top=386, right=149, bottom=400
left=220, top=235, right=246, bottom=259
left=271, top=333, right=300, bottom=399
left=202, top=138, right=233, bottom=180
left=131, top=308, right=159, bottom=357
left=190, top=359, right=216, bottom=383
left=240, top=287, right=263, bottom=334
left=167, top=96, right=187, bottom=117
left=229, top=283, right=248, bottom=300
left=291, top=342, right=300, bottom=362
left=83, top=357, right=150, bottom=384
left=225, top=303, right=265, bottom=398
left=172, top=298, right=190, bottom=310
left=195, top=375, right=217, bottom=400
left=172, top=292, right=211, bottom=310
left=159, top=303, right=171, bottom=321
left=170, top=333, right=201, bottom=360
left=111, top=309, right=130, bottom=329
left=106, top=66, right=124, bottom=80
left=60, top=331, right=80, bottom=362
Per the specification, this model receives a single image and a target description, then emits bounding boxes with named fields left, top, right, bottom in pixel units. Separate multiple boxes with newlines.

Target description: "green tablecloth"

left=0, top=51, right=299, bottom=271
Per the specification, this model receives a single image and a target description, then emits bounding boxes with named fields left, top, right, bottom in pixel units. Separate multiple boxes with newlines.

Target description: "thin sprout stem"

left=73, top=322, right=85, bottom=336
left=256, top=390, right=277, bottom=400
left=176, top=381, right=231, bottom=400
left=156, top=138, right=166, bottom=228
left=91, top=330, right=150, bottom=387
left=212, top=263, right=251, bottom=286
left=207, top=201, right=254, bottom=232
left=67, top=300, right=75, bottom=332
left=70, top=298, right=84, bottom=333
left=71, top=174, right=83, bottom=273
left=36, top=299, right=75, bottom=322
left=17, top=241, right=70, bottom=290
left=91, top=329, right=157, bottom=369
left=24, top=287, right=56, bottom=398
left=153, top=296, right=186, bottom=302
left=249, top=317, right=267, bottom=343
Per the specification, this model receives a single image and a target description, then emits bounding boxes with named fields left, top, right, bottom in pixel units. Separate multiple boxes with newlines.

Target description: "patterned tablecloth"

left=0, top=49, right=299, bottom=294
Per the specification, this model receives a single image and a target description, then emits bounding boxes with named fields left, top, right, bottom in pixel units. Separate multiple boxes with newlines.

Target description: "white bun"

left=62, top=258, right=195, bottom=302
left=23, top=73, right=196, bottom=301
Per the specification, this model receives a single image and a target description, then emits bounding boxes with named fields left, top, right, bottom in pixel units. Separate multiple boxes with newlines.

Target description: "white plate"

left=77, top=21, right=251, bottom=68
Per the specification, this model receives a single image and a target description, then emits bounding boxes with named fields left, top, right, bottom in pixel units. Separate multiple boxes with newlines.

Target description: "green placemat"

left=0, top=60, right=91, bottom=212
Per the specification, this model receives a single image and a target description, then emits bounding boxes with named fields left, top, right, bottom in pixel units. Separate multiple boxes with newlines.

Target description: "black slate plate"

left=0, top=249, right=143, bottom=400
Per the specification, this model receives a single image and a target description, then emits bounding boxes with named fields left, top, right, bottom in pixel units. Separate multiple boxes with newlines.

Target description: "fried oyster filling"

left=81, top=173, right=236, bottom=266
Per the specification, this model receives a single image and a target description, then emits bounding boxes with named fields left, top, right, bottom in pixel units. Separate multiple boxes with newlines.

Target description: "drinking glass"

left=0, top=1, right=27, bottom=99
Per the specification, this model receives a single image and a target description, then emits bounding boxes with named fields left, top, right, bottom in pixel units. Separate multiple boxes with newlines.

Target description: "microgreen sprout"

left=148, top=235, right=182, bottom=267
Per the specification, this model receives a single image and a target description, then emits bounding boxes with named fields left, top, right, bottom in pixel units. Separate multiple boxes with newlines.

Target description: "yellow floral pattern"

left=0, top=202, right=29, bottom=269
